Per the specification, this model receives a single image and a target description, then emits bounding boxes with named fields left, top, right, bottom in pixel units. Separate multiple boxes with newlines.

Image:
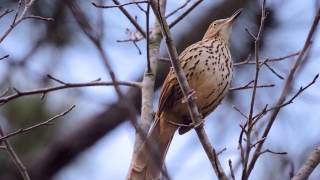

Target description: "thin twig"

left=92, top=1, right=148, bottom=9
left=252, top=74, right=319, bottom=120
left=0, top=126, right=30, bottom=180
left=109, top=0, right=147, bottom=38
left=0, top=79, right=141, bottom=105
left=22, top=15, right=54, bottom=21
left=257, top=149, right=287, bottom=156
left=0, top=0, right=47, bottom=43
left=169, top=0, right=203, bottom=28
left=0, top=88, right=9, bottom=97
left=233, top=106, right=249, bottom=119
left=241, top=1, right=267, bottom=179
left=234, top=51, right=300, bottom=66
left=229, top=159, right=236, bottom=180
left=0, top=105, right=75, bottom=141
left=0, top=54, right=9, bottom=61
left=229, top=78, right=275, bottom=91
left=0, top=9, right=14, bottom=20
left=165, top=0, right=191, bottom=18
left=146, top=4, right=151, bottom=73
left=263, top=62, right=284, bottom=80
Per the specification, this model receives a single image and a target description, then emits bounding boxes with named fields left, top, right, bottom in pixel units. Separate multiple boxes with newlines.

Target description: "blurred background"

left=0, top=0, right=319, bottom=179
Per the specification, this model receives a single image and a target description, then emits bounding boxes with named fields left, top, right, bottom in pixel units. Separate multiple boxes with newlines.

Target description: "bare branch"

left=92, top=1, right=148, bottom=9
left=292, top=146, right=320, bottom=180
left=242, top=1, right=267, bottom=177
left=0, top=105, right=75, bottom=141
left=234, top=51, right=300, bottom=66
left=0, top=79, right=141, bottom=106
left=0, top=0, right=40, bottom=43
left=0, top=54, right=9, bottom=61
left=22, top=15, right=54, bottom=21
left=47, top=74, right=69, bottom=85
left=0, top=88, right=9, bottom=97
left=166, top=0, right=191, bottom=18
left=246, top=7, right=320, bottom=177
left=244, top=27, right=256, bottom=40
left=169, top=0, right=203, bottom=28
left=0, top=126, right=30, bottom=180
left=258, top=149, right=287, bottom=156
left=0, top=145, right=6, bottom=150
left=252, top=74, right=319, bottom=120
left=263, top=62, right=284, bottom=80
left=0, top=9, right=14, bottom=20
left=233, top=106, right=248, bottom=119
left=217, top=147, right=227, bottom=156
left=107, top=0, right=147, bottom=38
left=230, top=80, right=275, bottom=91
left=132, top=40, right=142, bottom=54
left=228, top=159, right=236, bottom=180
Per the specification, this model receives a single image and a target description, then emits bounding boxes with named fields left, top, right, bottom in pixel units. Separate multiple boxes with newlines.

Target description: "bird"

left=127, top=9, right=242, bottom=180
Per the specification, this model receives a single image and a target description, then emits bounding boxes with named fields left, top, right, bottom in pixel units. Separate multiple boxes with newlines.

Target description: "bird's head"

left=203, top=9, right=242, bottom=41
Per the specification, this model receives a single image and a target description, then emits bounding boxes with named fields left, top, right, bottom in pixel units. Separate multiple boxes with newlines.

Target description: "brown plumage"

left=127, top=9, right=242, bottom=180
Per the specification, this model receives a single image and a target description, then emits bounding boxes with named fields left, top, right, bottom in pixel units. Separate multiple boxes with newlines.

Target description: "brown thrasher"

left=127, top=9, right=242, bottom=180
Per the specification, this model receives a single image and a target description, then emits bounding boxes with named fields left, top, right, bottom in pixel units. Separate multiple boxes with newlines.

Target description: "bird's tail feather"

left=127, top=113, right=177, bottom=180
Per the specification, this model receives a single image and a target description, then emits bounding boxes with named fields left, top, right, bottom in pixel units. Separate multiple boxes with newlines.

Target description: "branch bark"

left=292, top=146, right=320, bottom=180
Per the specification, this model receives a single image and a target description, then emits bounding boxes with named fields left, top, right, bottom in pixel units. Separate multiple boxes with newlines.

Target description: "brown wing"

left=157, top=43, right=199, bottom=115
left=157, top=69, right=176, bottom=115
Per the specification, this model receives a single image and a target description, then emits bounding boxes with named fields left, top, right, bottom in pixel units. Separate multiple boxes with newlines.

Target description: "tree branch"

left=292, top=146, right=320, bottom=180
left=246, top=7, right=320, bottom=177
left=0, top=79, right=141, bottom=106
left=0, top=105, right=75, bottom=141
left=0, top=126, right=30, bottom=180
left=0, top=0, right=51, bottom=43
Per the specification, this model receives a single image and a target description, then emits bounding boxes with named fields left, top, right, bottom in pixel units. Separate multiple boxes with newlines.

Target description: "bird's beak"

left=226, top=9, right=242, bottom=23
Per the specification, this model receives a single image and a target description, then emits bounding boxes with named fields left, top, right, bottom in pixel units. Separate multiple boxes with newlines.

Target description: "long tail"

left=127, top=113, right=177, bottom=180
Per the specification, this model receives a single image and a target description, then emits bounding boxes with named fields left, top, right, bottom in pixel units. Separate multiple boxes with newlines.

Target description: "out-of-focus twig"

left=165, top=0, right=191, bottom=18
left=0, top=9, right=14, bottom=20
left=0, top=77, right=141, bottom=106
left=0, top=127, right=30, bottom=180
left=0, top=105, right=75, bottom=141
left=169, top=0, right=203, bottom=28
left=229, top=159, right=236, bottom=180
left=0, top=54, right=9, bottom=61
left=93, top=0, right=147, bottom=38
left=0, top=0, right=51, bottom=43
